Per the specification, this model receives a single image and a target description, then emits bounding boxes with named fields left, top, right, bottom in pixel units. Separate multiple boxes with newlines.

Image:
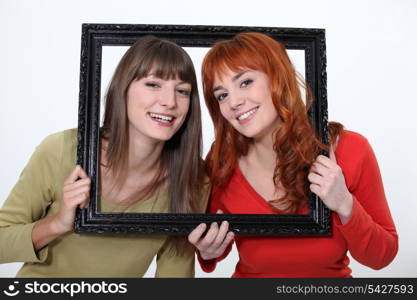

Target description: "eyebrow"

left=176, top=80, right=190, bottom=85
left=146, top=74, right=190, bottom=85
left=212, top=70, right=250, bottom=93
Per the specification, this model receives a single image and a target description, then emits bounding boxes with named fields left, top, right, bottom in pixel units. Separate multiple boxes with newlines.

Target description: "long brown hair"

left=102, top=36, right=205, bottom=214
left=202, top=32, right=342, bottom=213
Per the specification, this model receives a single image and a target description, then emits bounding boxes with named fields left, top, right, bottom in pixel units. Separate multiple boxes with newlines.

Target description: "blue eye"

left=216, top=93, right=228, bottom=102
left=241, top=79, right=253, bottom=88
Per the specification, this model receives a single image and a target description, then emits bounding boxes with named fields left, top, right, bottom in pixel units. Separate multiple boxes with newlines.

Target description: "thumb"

left=64, top=165, right=83, bottom=184
left=216, top=209, right=224, bottom=214
left=329, top=145, right=337, bottom=163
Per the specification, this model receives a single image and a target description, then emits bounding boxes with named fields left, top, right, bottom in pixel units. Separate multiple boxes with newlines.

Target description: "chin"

left=152, top=134, right=174, bottom=142
left=233, top=127, right=258, bottom=139
left=141, top=129, right=174, bottom=142
left=235, top=132, right=254, bottom=139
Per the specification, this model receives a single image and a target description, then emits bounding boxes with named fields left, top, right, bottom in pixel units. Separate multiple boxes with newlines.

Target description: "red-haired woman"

left=188, top=32, right=398, bottom=277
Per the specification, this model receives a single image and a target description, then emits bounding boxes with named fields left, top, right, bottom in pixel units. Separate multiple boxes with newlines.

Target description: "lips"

left=148, top=112, right=176, bottom=126
left=236, top=106, right=259, bottom=122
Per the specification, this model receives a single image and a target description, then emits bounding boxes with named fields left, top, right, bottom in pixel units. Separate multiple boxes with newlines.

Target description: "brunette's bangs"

left=135, top=42, right=195, bottom=84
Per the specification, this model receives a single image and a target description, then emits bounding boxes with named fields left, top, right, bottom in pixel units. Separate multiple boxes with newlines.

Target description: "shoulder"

left=337, top=130, right=369, bottom=148
left=335, top=130, right=377, bottom=185
left=35, top=128, right=78, bottom=164
left=17, top=129, right=78, bottom=187
left=39, top=128, right=77, bottom=147
left=335, top=130, right=373, bottom=160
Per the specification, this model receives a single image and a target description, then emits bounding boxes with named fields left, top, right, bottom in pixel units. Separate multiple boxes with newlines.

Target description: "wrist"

left=337, top=192, right=353, bottom=224
left=49, top=215, right=71, bottom=236
left=32, top=214, right=69, bottom=251
left=198, top=250, right=215, bottom=261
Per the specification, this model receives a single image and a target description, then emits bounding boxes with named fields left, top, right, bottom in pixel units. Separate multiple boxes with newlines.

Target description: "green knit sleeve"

left=0, top=132, right=63, bottom=263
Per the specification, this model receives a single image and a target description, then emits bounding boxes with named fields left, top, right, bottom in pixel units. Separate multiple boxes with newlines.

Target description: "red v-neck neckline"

left=234, top=165, right=309, bottom=215
left=234, top=164, right=278, bottom=213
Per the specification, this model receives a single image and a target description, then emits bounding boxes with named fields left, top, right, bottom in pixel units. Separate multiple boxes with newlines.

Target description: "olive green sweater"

left=0, top=129, right=209, bottom=277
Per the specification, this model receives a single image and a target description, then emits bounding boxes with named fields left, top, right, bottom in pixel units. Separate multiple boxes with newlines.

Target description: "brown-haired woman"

left=188, top=32, right=398, bottom=277
left=0, top=36, right=208, bottom=277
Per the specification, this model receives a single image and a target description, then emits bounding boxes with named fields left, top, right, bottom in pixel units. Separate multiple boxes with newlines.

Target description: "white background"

left=0, top=0, right=416, bottom=277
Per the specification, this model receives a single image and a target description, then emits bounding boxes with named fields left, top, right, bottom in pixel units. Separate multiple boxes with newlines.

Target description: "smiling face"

left=126, top=73, right=191, bottom=144
left=212, top=68, right=281, bottom=141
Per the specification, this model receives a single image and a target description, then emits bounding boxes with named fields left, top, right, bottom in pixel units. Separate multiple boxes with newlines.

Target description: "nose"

left=228, top=91, right=245, bottom=110
left=159, top=86, right=177, bottom=109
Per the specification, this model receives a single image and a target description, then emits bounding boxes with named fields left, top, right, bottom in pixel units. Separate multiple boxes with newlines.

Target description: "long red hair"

left=202, top=32, right=342, bottom=213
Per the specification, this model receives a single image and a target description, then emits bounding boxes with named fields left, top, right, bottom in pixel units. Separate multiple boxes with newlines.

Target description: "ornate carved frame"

left=75, top=24, right=330, bottom=236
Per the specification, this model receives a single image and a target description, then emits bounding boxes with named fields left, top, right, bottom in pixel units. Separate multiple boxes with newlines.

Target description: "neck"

left=127, top=133, right=164, bottom=176
left=244, top=132, right=277, bottom=172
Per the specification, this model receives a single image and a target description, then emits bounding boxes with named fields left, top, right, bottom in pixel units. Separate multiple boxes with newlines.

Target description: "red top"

left=198, top=131, right=398, bottom=277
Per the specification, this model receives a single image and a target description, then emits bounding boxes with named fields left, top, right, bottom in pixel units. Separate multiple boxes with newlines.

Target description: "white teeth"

left=149, top=113, right=174, bottom=123
left=237, top=107, right=258, bottom=121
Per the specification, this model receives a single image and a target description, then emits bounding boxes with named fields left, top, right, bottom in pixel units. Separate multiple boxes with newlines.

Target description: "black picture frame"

left=75, top=23, right=330, bottom=236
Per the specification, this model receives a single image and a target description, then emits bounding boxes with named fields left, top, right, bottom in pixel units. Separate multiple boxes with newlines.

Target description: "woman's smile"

left=148, top=112, right=176, bottom=127
left=236, top=106, right=259, bottom=124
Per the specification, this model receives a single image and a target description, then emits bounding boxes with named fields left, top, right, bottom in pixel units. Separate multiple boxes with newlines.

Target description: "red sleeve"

left=196, top=185, right=234, bottom=273
left=335, top=132, right=398, bottom=270
left=197, top=243, right=233, bottom=273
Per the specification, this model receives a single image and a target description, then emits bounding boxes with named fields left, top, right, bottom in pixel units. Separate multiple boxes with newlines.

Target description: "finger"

left=218, top=231, right=235, bottom=253
left=310, top=163, right=328, bottom=177
left=64, top=166, right=83, bottom=185
left=77, top=166, right=88, bottom=179
left=76, top=196, right=89, bottom=210
left=64, top=165, right=88, bottom=185
left=315, top=155, right=334, bottom=168
left=216, top=209, right=224, bottom=214
left=64, top=185, right=91, bottom=201
left=64, top=178, right=91, bottom=195
left=63, top=177, right=91, bottom=193
left=309, top=183, right=321, bottom=196
left=210, top=221, right=229, bottom=249
left=198, top=222, right=219, bottom=249
left=80, top=197, right=91, bottom=209
left=66, top=192, right=89, bottom=209
left=188, top=223, right=207, bottom=245
left=307, top=172, right=324, bottom=185
left=79, top=193, right=91, bottom=209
